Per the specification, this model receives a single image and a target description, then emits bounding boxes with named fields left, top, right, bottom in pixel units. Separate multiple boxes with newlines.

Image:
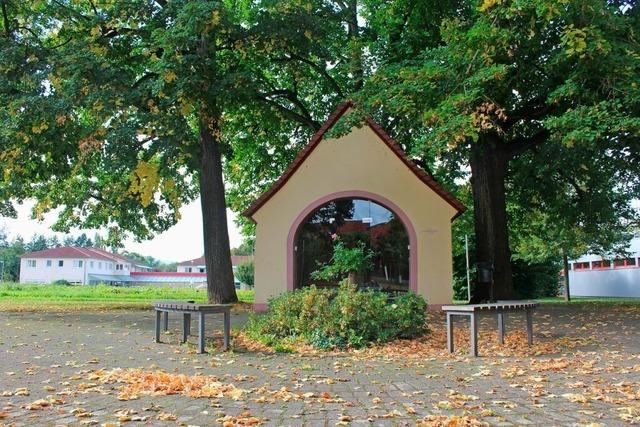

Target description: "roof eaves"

left=241, top=101, right=466, bottom=221
left=242, top=101, right=354, bottom=219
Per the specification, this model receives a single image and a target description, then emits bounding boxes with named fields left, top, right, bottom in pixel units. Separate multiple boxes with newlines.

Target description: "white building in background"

left=19, top=246, right=151, bottom=285
left=568, top=236, right=640, bottom=297
left=177, top=255, right=253, bottom=273
left=20, top=247, right=254, bottom=288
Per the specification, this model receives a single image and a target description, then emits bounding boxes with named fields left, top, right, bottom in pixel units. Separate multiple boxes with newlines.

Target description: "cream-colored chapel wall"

left=253, top=124, right=458, bottom=306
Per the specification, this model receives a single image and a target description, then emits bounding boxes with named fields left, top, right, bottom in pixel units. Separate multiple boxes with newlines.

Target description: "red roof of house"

left=21, top=246, right=108, bottom=260
left=20, top=246, right=144, bottom=265
left=242, top=101, right=466, bottom=220
left=130, top=271, right=207, bottom=278
left=177, top=255, right=253, bottom=267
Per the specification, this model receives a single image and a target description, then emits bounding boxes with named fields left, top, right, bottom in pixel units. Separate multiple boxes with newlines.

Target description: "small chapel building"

left=243, top=102, right=465, bottom=310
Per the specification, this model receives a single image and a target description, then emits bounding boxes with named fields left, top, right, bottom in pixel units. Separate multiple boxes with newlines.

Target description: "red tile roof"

left=20, top=246, right=144, bottom=265
left=130, top=271, right=207, bottom=278
left=242, top=101, right=466, bottom=220
left=21, top=246, right=112, bottom=261
left=177, top=255, right=254, bottom=267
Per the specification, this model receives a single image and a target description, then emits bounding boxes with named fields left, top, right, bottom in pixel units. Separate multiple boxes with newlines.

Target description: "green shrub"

left=235, top=261, right=254, bottom=287
left=311, top=239, right=375, bottom=282
left=52, top=279, right=71, bottom=286
left=245, top=283, right=428, bottom=350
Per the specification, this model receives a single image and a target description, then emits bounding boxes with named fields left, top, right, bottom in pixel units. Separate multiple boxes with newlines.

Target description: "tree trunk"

left=199, top=114, right=238, bottom=304
left=347, top=271, right=357, bottom=285
left=469, top=135, right=516, bottom=301
left=345, top=0, right=363, bottom=91
left=562, top=250, right=571, bottom=302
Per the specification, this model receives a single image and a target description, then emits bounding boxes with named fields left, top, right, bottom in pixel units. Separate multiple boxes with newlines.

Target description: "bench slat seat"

left=442, top=301, right=538, bottom=357
left=153, top=301, right=231, bottom=354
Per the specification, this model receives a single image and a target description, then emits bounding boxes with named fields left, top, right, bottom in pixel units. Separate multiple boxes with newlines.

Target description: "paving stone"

left=1, top=306, right=639, bottom=426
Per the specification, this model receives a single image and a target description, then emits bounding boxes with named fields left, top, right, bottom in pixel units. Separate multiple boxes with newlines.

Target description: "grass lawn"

left=453, top=296, right=640, bottom=306
left=0, top=283, right=254, bottom=312
left=538, top=296, right=640, bottom=305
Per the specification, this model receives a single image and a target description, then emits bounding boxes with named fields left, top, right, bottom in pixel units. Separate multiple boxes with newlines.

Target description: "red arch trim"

left=287, top=190, right=418, bottom=293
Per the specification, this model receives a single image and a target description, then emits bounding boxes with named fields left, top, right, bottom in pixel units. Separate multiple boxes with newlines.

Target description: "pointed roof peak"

left=242, top=101, right=465, bottom=219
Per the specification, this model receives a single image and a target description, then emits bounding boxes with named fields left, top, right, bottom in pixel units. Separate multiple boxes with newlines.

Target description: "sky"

left=0, top=199, right=244, bottom=262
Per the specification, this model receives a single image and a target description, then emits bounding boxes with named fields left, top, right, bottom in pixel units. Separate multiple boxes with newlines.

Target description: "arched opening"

left=294, top=197, right=411, bottom=292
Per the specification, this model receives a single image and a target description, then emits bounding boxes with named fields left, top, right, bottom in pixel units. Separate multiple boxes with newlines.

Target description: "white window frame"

left=46, top=260, right=52, bottom=267
left=27, top=260, right=37, bottom=268
left=58, top=260, right=64, bottom=267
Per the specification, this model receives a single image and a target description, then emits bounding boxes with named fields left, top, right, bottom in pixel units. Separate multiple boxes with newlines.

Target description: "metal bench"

left=441, top=300, right=538, bottom=357
left=153, top=300, right=231, bottom=354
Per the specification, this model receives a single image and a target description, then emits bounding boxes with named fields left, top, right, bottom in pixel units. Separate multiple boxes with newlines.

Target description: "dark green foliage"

left=235, top=261, right=254, bottom=287
left=512, top=260, right=561, bottom=299
left=231, top=240, right=254, bottom=256
left=453, top=255, right=561, bottom=300
left=0, top=236, right=24, bottom=281
left=311, top=239, right=375, bottom=282
left=52, top=279, right=71, bottom=286
left=245, top=283, right=427, bottom=350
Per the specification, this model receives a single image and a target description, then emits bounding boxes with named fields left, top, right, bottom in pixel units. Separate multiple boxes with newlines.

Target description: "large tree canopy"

left=354, top=0, right=640, bottom=298
left=2, top=0, right=638, bottom=301
left=0, top=0, right=270, bottom=302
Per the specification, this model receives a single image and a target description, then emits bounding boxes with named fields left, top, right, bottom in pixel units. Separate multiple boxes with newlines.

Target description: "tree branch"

left=256, top=94, right=321, bottom=131
left=278, top=53, right=344, bottom=97
left=504, top=101, right=552, bottom=128
left=132, top=72, right=158, bottom=89
left=507, top=129, right=550, bottom=159
left=87, top=0, right=99, bottom=16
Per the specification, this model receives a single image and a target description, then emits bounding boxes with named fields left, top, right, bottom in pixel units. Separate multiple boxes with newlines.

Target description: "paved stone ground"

left=1, top=304, right=639, bottom=426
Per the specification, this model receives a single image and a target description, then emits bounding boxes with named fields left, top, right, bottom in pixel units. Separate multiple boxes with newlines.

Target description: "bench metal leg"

left=182, top=313, right=191, bottom=343
left=198, top=312, right=206, bottom=354
left=497, top=313, right=505, bottom=344
left=470, top=313, right=478, bottom=357
left=163, top=311, right=169, bottom=332
left=526, top=309, right=533, bottom=346
left=446, top=312, right=454, bottom=353
left=155, top=310, right=161, bottom=343
left=223, top=310, right=230, bottom=351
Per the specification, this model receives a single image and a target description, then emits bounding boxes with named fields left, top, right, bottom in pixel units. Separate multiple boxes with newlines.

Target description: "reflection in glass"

left=295, top=199, right=409, bottom=291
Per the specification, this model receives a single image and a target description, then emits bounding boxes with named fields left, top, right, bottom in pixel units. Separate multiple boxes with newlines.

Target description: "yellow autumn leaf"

left=31, top=122, right=48, bottom=134
left=128, top=160, right=160, bottom=207
left=164, top=70, right=177, bottom=83
left=211, top=10, right=221, bottom=25
left=479, top=0, right=503, bottom=12
left=181, top=101, right=191, bottom=116
left=562, top=393, right=589, bottom=403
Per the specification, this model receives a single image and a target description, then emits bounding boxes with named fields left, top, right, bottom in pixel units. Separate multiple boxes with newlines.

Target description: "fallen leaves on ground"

left=89, top=368, right=247, bottom=401
left=156, top=411, right=177, bottom=421
left=417, top=414, right=490, bottom=426
left=216, top=410, right=263, bottom=426
left=21, top=396, right=64, bottom=410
